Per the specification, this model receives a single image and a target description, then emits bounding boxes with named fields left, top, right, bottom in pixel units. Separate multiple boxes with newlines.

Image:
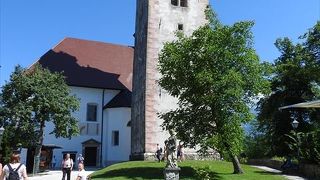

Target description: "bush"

left=271, top=156, right=285, bottom=161
left=285, top=130, right=320, bottom=164
left=243, top=133, right=271, bottom=159
left=194, top=166, right=216, bottom=180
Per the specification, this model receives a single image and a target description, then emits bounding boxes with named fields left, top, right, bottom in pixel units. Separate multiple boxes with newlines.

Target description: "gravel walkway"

left=252, top=165, right=307, bottom=180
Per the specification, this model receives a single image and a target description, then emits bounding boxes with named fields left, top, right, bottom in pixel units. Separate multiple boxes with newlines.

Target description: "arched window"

left=171, top=0, right=178, bottom=6
left=180, top=0, right=188, bottom=7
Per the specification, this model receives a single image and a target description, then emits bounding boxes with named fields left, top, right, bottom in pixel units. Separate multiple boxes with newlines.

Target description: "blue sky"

left=0, top=0, right=319, bottom=87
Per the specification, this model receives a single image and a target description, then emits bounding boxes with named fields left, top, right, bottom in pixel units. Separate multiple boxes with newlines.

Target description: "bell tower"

left=131, top=0, right=209, bottom=160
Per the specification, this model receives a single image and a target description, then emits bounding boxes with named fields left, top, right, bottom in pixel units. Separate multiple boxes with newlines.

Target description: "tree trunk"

left=32, top=121, right=45, bottom=175
left=229, top=152, right=244, bottom=174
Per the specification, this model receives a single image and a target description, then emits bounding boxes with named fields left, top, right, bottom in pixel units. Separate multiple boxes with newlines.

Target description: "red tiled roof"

left=35, top=37, right=133, bottom=90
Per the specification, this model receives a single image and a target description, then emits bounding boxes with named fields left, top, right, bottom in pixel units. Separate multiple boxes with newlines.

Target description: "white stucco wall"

left=43, top=86, right=128, bottom=166
left=102, top=108, right=131, bottom=165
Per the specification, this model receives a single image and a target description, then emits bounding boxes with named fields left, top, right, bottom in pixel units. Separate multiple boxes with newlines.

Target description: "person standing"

left=155, top=144, right=162, bottom=162
left=51, top=155, right=56, bottom=169
left=76, top=154, right=84, bottom=165
left=0, top=162, right=2, bottom=177
left=61, top=153, right=73, bottom=180
left=75, top=163, right=87, bottom=180
left=177, top=141, right=184, bottom=162
left=0, top=153, right=28, bottom=180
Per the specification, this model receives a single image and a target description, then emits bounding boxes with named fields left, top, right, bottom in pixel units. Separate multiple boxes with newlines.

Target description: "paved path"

left=28, top=170, right=95, bottom=180
left=252, top=165, right=307, bottom=180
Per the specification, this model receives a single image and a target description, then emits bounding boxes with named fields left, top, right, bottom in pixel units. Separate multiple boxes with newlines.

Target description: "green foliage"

left=242, top=120, right=273, bottom=159
left=158, top=8, right=270, bottom=173
left=0, top=130, right=16, bottom=163
left=0, top=64, right=80, bottom=150
left=243, top=134, right=271, bottom=159
left=257, top=21, right=320, bottom=160
left=271, top=156, right=284, bottom=161
left=285, top=130, right=320, bottom=164
left=194, top=166, right=215, bottom=180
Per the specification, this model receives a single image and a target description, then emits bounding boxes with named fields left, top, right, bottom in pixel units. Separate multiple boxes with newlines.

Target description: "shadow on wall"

left=38, top=50, right=128, bottom=91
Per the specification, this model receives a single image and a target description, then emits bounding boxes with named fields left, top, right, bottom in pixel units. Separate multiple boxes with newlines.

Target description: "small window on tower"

left=171, top=0, right=178, bottom=6
left=180, top=0, right=188, bottom=7
left=178, top=24, right=184, bottom=31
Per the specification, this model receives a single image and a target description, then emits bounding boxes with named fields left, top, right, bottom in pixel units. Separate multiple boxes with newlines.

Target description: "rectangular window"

left=178, top=24, right=184, bottom=31
left=180, top=0, right=188, bottom=7
left=171, top=0, right=178, bottom=6
left=86, top=104, right=97, bottom=121
left=112, top=131, right=119, bottom=146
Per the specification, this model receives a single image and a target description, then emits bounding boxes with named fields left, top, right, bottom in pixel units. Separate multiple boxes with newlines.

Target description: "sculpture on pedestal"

left=164, top=130, right=180, bottom=180
left=165, top=130, right=178, bottom=168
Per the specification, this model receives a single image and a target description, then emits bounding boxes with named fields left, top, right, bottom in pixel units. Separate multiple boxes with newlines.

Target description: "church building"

left=29, top=0, right=209, bottom=168
left=31, top=38, right=133, bottom=168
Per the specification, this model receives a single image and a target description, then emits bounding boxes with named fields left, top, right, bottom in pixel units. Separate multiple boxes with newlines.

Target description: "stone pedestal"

left=164, top=167, right=181, bottom=180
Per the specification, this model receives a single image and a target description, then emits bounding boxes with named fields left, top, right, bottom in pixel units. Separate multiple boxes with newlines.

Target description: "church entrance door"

left=84, top=147, right=97, bottom=166
left=82, top=138, right=100, bottom=167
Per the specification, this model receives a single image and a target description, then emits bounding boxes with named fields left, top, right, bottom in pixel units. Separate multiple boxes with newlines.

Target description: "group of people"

left=155, top=141, right=184, bottom=163
left=61, top=153, right=87, bottom=180
left=0, top=153, right=88, bottom=180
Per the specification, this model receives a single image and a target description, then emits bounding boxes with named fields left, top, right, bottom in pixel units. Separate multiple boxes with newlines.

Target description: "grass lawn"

left=90, top=160, right=286, bottom=180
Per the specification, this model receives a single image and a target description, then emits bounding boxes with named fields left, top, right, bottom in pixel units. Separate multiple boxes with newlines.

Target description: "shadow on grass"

left=181, top=166, right=222, bottom=180
left=91, top=166, right=222, bottom=180
left=253, top=170, right=282, bottom=176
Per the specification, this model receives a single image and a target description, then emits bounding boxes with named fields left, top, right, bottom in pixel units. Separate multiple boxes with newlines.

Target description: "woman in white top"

left=76, top=163, right=87, bottom=180
left=0, top=153, right=28, bottom=180
left=61, top=153, right=73, bottom=180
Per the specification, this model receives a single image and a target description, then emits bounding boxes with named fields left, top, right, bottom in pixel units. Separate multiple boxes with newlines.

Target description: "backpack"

left=6, top=163, right=22, bottom=180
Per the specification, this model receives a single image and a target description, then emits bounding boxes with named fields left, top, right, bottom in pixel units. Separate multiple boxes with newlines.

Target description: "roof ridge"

left=62, top=37, right=134, bottom=49
left=27, top=38, right=67, bottom=69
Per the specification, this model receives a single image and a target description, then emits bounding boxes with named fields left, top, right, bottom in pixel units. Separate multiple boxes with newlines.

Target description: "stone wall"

left=248, top=159, right=320, bottom=179
left=299, top=163, right=320, bottom=179
left=145, top=0, right=209, bottom=155
left=141, top=152, right=221, bottom=162
left=247, top=159, right=283, bottom=169
left=131, top=0, right=209, bottom=160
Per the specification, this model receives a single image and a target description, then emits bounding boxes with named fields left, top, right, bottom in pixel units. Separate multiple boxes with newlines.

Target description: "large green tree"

left=257, top=22, right=320, bottom=161
left=0, top=65, right=80, bottom=173
left=158, top=9, right=269, bottom=174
